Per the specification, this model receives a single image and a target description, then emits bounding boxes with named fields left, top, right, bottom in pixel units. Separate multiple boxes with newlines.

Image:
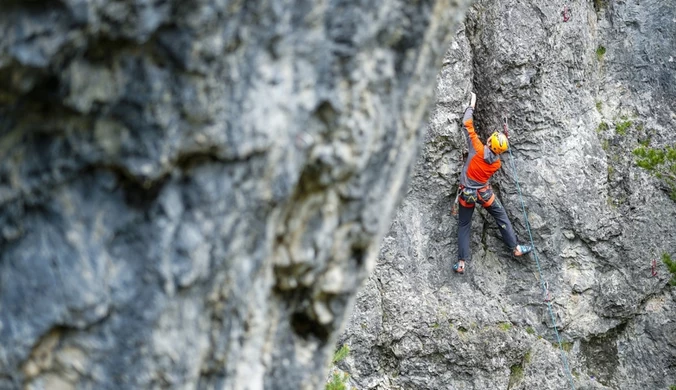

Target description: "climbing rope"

left=504, top=119, right=577, bottom=390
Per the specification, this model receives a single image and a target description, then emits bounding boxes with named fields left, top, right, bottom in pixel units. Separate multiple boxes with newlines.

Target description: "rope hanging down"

left=503, top=118, right=576, bottom=390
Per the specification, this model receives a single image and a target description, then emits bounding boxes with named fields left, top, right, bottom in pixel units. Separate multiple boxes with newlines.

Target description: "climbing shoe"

left=453, top=261, right=465, bottom=274
left=513, top=244, right=533, bottom=256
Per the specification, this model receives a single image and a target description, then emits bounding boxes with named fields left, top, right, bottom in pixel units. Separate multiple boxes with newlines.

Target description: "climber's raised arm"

left=462, top=93, right=484, bottom=154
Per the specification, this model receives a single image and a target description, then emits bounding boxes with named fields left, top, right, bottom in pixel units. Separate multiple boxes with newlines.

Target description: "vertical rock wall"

left=0, top=1, right=474, bottom=389
left=341, top=0, right=676, bottom=389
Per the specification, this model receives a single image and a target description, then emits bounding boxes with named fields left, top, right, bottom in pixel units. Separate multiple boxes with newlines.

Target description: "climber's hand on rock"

left=470, top=92, right=476, bottom=109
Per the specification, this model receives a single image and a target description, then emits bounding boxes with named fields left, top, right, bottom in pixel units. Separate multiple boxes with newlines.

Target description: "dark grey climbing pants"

left=457, top=185, right=518, bottom=261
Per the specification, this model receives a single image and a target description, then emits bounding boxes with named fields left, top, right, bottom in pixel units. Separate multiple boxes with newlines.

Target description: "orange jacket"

left=460, top=108, right=501, bottom=188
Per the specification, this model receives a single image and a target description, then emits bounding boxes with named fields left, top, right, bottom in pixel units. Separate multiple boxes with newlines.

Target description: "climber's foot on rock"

left=453, top=260, right=466, bottom=274
left=513, top=244, right=533, bottom=257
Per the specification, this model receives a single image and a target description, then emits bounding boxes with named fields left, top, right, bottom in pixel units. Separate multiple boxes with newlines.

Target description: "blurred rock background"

left=1, top=1, right=675, bottom=389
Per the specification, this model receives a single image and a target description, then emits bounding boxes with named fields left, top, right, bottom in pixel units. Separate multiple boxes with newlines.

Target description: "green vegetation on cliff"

left=633, top=145, right=676, bottom=201
left=663, top=253, right=676, bottom=286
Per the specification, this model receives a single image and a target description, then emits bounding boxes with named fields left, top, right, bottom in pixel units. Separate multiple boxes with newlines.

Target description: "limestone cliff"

left=341, top=0, right=676, bottom=389
left=0, top=1, right=474, bottom=389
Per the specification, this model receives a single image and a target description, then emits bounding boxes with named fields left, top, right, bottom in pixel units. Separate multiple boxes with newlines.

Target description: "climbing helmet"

left=487, top=132, right=509, bottom=154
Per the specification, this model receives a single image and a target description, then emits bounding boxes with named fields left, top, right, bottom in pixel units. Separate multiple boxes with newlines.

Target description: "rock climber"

left=453, top=92, right=532, bottom=274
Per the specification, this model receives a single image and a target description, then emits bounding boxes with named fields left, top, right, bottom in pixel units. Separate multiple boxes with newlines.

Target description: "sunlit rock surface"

left=341, top=1, right=676, bottom=389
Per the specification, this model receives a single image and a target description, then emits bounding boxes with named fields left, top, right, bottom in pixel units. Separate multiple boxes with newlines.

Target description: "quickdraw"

left=502, top=115, right=510, bottom=138
left=562, top=5, right=571, bottom=22
left=543, top=281, right=552, bottom=303
left=451, top=187, right=461, bottom=217
left=651, top=258, right=658, bottom=277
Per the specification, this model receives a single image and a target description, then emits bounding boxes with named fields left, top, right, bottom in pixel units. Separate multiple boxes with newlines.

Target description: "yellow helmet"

left=488, top=132, right=509, bottom=154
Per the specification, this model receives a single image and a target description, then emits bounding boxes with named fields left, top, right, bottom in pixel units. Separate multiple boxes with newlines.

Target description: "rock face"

left=0, top=1, right=474, bottom=389
left=341, top=0, right=676, bottom=389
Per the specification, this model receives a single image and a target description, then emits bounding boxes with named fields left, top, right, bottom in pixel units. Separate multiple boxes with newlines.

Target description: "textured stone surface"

left=341, top=0, right=676, bottom=389
left=0, top=1, right=474, bottom=389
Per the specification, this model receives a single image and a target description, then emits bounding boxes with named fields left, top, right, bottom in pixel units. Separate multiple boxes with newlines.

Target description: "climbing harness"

left=504, top=117, right=577, bottom=390
left=651, top=258, right=658, bottom=277
left=458, top=185, right=497, bottom=208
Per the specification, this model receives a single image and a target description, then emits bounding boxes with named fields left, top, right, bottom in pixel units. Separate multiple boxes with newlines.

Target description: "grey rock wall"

left=0, top=1, right=474, bottom=389
left=341, top=0, right=676, bottom=389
